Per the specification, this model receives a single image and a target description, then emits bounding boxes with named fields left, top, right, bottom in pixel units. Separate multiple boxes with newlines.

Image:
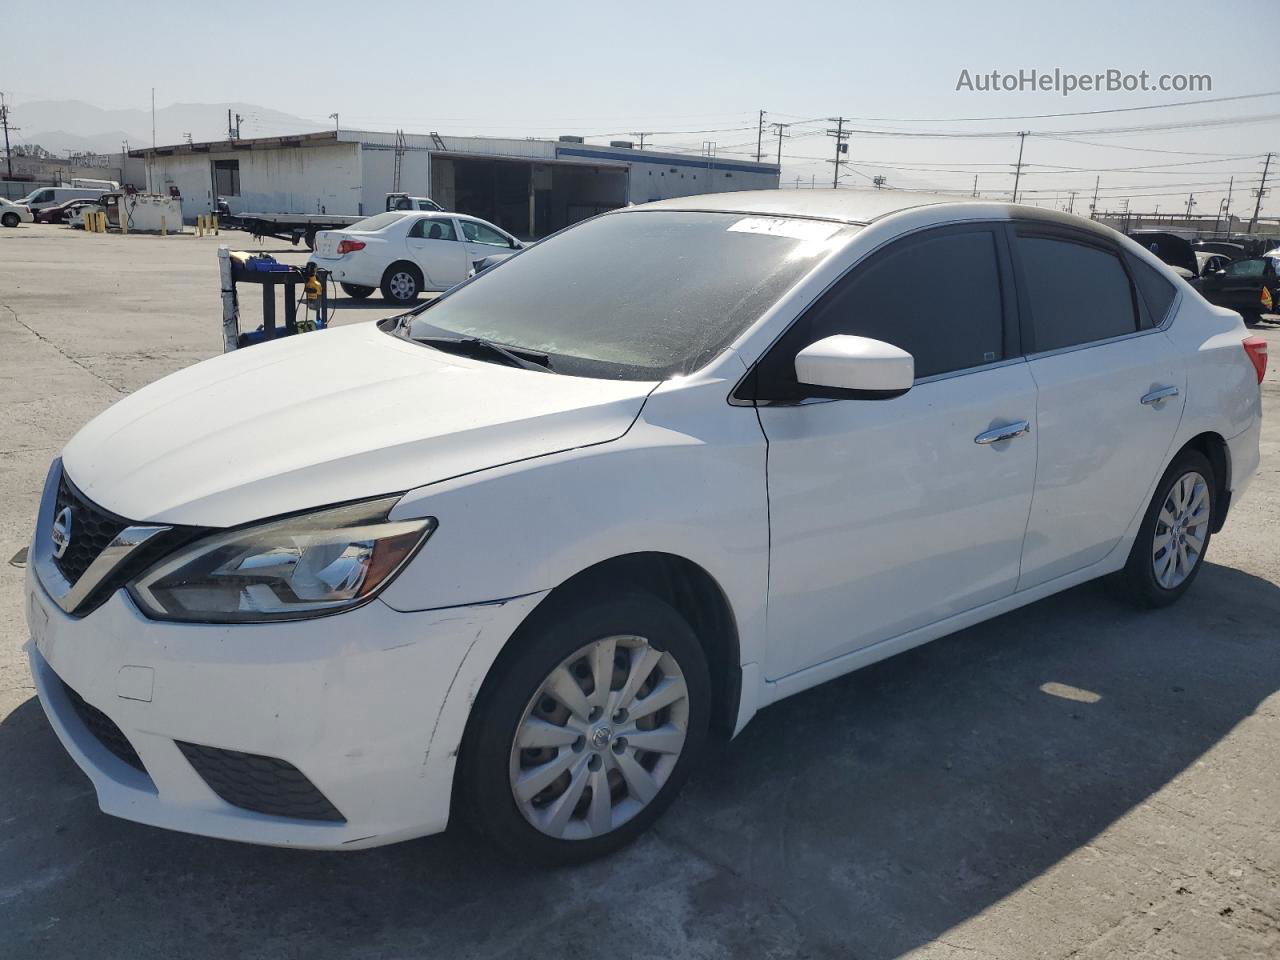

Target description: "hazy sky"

left=6, top=0, right=1279, bottom=217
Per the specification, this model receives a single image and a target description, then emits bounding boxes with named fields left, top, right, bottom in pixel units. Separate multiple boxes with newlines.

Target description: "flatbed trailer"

left=229, top=194, right=444, bottom=249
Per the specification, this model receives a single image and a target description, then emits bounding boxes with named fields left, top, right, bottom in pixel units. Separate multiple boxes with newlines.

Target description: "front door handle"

left=974, top=420, right=1031, bottom=445
left=1140, top=385, right=1180, bottom=405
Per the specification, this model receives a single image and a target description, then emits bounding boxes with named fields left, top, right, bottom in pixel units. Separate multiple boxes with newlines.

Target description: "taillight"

left=336, top=239, right=365, bottom=255
left=1243, top=336, right=1268, bottom=384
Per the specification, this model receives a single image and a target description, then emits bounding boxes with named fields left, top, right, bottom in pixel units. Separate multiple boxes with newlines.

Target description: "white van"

left=16, top=186, right=110, bottom=213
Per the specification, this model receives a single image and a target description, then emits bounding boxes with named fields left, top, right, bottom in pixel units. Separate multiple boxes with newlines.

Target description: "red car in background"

left=35, top=198, right=101, bottom=224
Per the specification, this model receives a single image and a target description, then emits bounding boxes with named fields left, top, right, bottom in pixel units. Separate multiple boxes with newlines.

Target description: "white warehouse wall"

left=358, top=144, right=432, bottom=215
left=149, top=142, right=363, bottom=220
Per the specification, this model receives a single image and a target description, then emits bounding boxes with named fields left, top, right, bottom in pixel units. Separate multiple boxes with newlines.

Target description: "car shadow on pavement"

left=1, top=562, right=1276, bottom=960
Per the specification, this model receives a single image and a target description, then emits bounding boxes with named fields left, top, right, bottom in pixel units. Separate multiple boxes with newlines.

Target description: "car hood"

left=61, top=322, right=656, bottom=527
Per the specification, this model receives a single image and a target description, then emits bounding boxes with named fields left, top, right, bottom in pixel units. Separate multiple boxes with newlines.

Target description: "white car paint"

left=26, top=190, right=1262, bottom=851
left=308, top=210, right=523, bottom=295
left=0, top=197, right=34, bottom=226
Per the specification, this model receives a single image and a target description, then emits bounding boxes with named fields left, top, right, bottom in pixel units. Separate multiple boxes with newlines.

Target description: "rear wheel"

left=1, top=212, right=19, bottom=228
left=459, top=593, right=709, bottom=865
left=1117, top=448, right=1215, bottom=607
left=339, top=282, right=374, bottom=300
left=380, top=262, right=423, bottom=304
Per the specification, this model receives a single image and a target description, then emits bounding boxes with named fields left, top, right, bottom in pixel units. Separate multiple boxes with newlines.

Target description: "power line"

left=818, top=89, right=1280, bottom=124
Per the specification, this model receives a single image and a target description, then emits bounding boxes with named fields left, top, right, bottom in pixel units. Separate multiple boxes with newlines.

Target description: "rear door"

left=1011, top=225, right=1186, bottom=590
left=405, top=216, right=469, bottom=288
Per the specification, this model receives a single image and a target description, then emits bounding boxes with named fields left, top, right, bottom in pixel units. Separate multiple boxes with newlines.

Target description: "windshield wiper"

left=414, top=335, right=552, bottom=372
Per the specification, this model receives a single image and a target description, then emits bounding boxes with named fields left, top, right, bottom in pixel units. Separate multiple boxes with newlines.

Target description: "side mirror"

left=794, top=335, right=914, bottom=399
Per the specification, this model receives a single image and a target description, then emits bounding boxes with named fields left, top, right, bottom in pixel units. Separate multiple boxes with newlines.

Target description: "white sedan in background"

left=0, top=197, right=34, bottom=227
left=309, top=211, right=525, bottom=304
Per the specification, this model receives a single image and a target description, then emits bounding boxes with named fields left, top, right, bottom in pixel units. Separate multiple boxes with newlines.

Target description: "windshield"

left=347, top=212, right=405, bottom=233
left=404, top=210, right=853, bottom=379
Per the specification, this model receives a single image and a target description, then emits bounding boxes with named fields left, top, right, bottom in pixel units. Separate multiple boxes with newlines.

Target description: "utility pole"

left=1091, top=176, right=1100, bottom=219
left=228, top=109, right=234, bottom=140
left=1223, top=176, right=1234, bottom=231
left=770, top=122, right=790, bottom=168
left=756, top=109, right=766, bottom=163
left=972, top=174, right=979, bottom=197
left=1185, top=193, right=1196, bottom=221
left=329, top=113, right=339, bottom=134
left=1067, top=190, right=1077, bottom=214
left=1248, top=151, right=1272, bottom=234
left=1011, top=131, right=1028, bottom=203
left=0, top=94, right=16, bottom=180
left=630, top=132, right=649, bottom=150
left=826, top=117, right=850, bottom=189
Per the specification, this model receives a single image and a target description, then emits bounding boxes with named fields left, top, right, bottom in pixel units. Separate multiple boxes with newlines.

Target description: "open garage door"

left=430, top=154, right=628, bottom=239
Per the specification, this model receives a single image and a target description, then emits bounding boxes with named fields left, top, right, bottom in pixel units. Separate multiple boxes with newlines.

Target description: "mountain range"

left=11, top=100, right=325, bottom=155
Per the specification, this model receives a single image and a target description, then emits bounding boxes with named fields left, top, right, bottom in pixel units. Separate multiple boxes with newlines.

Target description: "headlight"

left=129, top=497, right=434, bottom=623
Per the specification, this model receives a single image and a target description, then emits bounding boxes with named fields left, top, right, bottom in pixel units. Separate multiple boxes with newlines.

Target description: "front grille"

left=53, top=474, right=126, bottom=585
left=61, top=680, right=147, bottom=773
left=176, top=742, right=346, bottom=822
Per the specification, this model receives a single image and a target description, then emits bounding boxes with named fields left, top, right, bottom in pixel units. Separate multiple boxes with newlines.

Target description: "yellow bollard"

left=196, top=215, right=203, bottom=237
left=99, top=212, right=108, bottom=233
left=120, top=210, right=128, bottom=235
left=161, top=215, right=167, bottom=237
left=212, top=215, right=219, bottom=235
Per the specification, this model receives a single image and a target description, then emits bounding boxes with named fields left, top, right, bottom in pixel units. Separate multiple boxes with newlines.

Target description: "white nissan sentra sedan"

left=308, top=210, right=524, bottom=304
left=25, top=191, right=1265, bottom=864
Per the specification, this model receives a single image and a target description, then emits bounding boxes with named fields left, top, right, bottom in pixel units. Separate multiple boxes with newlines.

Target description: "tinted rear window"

left=347, top=212, right=405, bottom=232
left=1127, top=256, right=1177, bottom=328
left=1017, top=235, right=1138, bottom=352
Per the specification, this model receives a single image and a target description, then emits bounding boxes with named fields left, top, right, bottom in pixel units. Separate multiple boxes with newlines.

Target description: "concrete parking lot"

left=1, top=222, right=1277, bottom=960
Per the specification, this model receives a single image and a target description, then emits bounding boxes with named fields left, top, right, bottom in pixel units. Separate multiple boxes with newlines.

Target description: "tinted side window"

left=753, top=229, right=1005, bottom=398
left=1127, top=256, right=1177, bottom=329
left=1017, top=235, right=1137, bottom=351
left=1224, top=258, right=1265, bottom=278
left=411, top=218, right=457, bottom=241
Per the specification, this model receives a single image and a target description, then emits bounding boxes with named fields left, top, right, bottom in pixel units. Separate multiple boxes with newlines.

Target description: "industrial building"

left=131, top=130, right=781, bottom=238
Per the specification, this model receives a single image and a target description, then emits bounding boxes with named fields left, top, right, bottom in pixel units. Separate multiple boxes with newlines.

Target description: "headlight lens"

left=129, top=497, right=434, bottom=622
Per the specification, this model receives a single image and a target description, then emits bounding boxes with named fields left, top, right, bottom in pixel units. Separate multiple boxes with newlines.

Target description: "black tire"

left=1241, top=311, right=1262, bottom=327
left=1117, top=448, right=1215, bottom=607
left=458, top=592, right=710, bottom=865
left=380, top=262, right=423, bottom=304
left=339, top=282, right=374, bottom=300
left=304, top=229, right=317, bottom=251
left=1, top=212, right=19, bottom=228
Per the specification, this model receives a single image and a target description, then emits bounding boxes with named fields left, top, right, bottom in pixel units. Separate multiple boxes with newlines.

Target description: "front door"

left=458, top=217, right=517, bottom=262
left=749, top=225, right=1039, bottom=680
left=1009, top=225, right=1187, bottom=589
left=405, top=216, right=469, bottom=289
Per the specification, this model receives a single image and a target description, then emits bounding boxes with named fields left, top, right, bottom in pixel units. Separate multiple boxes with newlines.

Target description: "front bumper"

left=26, top=565, right=543, bottom=850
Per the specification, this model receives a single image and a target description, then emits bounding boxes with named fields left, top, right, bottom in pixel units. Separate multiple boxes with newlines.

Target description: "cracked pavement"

left=1, top=223, right=1278, bottom=959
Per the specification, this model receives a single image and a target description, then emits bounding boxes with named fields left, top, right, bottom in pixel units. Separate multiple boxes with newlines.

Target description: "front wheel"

left=339, top=282, right=374, bottom=300
left=1, top=212, right=19, bottom=228
left=1117, top=448, right=1215, bottom=607
left=459, top=593, right=709, bottom=865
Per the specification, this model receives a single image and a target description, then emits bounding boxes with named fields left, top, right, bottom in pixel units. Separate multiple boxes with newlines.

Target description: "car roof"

left=628, top=188, right=1117, bottom=235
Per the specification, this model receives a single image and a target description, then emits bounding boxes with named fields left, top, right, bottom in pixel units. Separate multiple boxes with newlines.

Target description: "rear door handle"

left=1140, top=385, right=1179, bottom=405
left=974, top=420, right=1031, bottom=445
